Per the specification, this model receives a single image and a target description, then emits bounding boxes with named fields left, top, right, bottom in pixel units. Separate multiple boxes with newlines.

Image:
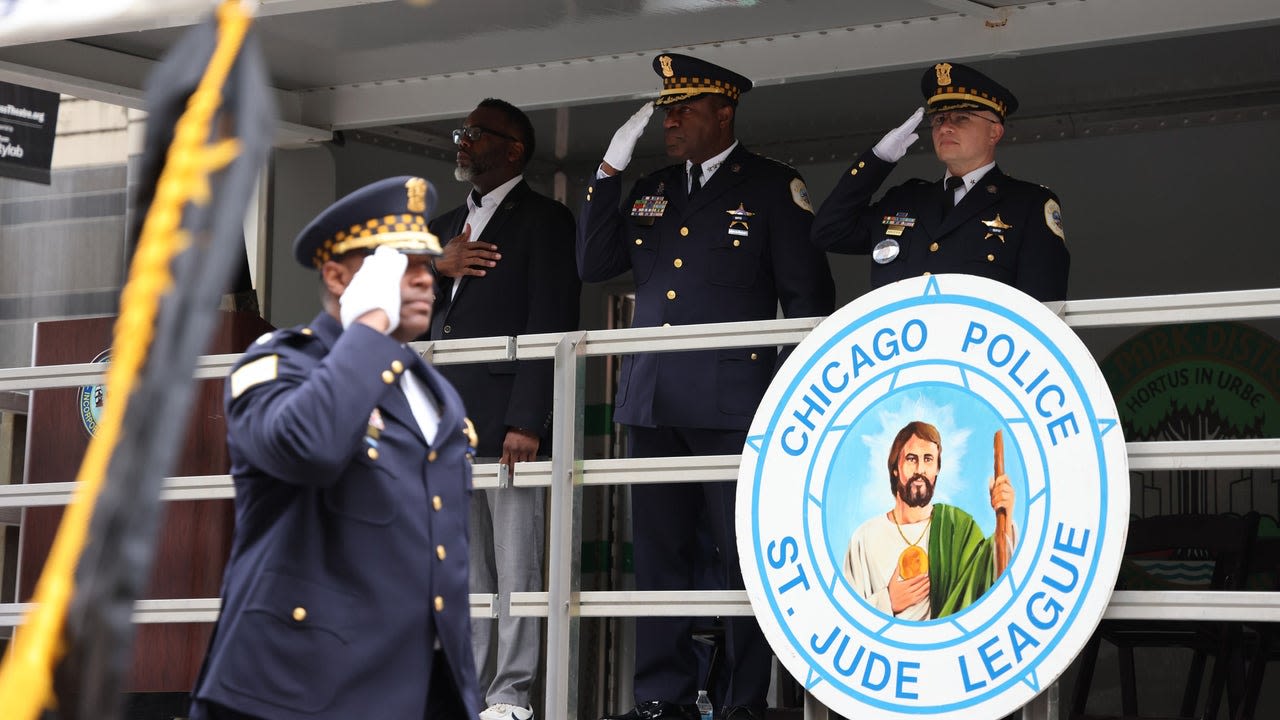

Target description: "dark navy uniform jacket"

left=578, top=144, right=835, bottom=431
left=191, top=311, right=480, bottom=720
left=811, top=149, right=1070, bottom=301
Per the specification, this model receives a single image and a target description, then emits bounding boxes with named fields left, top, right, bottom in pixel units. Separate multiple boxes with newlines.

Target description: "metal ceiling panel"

left=297, top=0, right=1280, bottom=129
left=0, top=0, right=1277, bottom=143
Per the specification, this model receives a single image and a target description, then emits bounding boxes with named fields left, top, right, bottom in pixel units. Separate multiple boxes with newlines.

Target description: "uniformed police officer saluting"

left=811, top=62, right=1070, bottom=301
left=188, top=177, right=481, bottom=720
left=579, top=55, right=834, bottom=720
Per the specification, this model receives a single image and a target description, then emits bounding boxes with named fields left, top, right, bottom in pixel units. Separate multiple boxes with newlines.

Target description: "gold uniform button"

left=732, top=239, right=741, bottom=247
left=666, top=290, right=677, bottom=300
left=588, top=186, right=594, bottom=193
left=367, top=447, right=379, bottom=460
left=673, top=258, right=683, bottom=268
left=436, top=545, right=447, bottom=560
left=987, top=254, right=996, bottom=262
left=434, top=596, right=445, bottom=612
left=381, top=370, right=395, bottom=384
left=292, top=607, right=307, bottom=622
left=929, top=242, right=939, bottom=252
left=850, top=168, right=859, bottom=176
left=635, top=238, right=643, bottom=246
left=858, top=161, right=866, bottom=168
left=391, top=360, right=404, bottom=373
left=300, top=328, right=313, bottom=335
left=922, top=272, right=932, bottom=277
left=750, top=353, right=759, bottom=361
left=428, top=450, right=438, bottom=462
left=679, top=227, right=689, bottom=237
left=432, top=495, right=443, bottom=511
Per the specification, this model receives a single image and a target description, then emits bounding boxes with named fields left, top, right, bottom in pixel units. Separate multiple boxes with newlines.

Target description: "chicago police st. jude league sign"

left=738, top=274, right=1128, bottom=720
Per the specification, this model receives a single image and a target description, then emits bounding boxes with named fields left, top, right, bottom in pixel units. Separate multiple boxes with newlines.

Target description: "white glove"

left=872, top=107, right=925, bottom=163
left=339, top=245, right=407, bottom=334
left=602, top=102, right=655, bottom=172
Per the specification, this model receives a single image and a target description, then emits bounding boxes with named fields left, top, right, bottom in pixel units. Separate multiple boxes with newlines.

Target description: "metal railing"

left=1, top=286, right=1279, bottom=720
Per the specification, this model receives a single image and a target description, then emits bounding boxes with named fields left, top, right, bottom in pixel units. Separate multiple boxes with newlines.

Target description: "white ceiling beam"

left=0, top=0, right=216, bottom=47
left=927, top=0, right=1004, bottom=22
left=301, top=0, right=1280, bottom=128
left=0, top=48, right=330, bottom=147
left=0, top=0, right=399, bottom=47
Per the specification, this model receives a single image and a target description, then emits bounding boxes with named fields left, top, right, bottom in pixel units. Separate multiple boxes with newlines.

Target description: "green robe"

left=927, top=503, right=996, bottom=618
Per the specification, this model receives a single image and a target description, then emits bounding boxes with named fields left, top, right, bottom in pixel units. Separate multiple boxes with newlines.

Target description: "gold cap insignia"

left=406, top=177, right=428, bottom=213
left=659, top=55, right=674, bottom=78
left=934, top=62, right=953, bottom=87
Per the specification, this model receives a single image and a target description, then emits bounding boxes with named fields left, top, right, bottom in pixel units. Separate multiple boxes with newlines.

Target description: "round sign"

left=737, top=274, right=1128, bottom=719
left=78, top=348, right=111, bottom=437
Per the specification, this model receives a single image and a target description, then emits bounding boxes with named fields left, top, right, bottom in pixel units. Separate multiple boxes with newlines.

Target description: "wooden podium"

left=20, top=311, right=274, bottom=692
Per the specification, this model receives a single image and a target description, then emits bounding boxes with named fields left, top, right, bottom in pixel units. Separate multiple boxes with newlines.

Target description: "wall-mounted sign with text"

left=0, top=81, right=60, bottom=184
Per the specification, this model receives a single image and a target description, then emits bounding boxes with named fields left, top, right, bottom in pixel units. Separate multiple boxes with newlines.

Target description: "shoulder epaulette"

left=758, top=154, right=800, bottom=173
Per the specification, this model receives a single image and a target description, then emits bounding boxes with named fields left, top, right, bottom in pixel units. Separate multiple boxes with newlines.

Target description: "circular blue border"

left=748, top=291, right=1113, bottom=713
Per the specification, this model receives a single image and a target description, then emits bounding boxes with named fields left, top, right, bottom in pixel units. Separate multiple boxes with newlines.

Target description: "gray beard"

left=454, top=165, right=473, bottom=183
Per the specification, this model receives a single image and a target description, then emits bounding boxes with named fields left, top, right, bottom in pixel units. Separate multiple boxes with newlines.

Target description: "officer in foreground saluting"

left=578, top=54, right=833, bottom=720
left=811, top=61, right=1070, bottom=301
left=188, top=176, right=480, bottom=720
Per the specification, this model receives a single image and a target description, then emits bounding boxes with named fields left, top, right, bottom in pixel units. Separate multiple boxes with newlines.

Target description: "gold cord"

left=891, top=510, right=932, bottom=548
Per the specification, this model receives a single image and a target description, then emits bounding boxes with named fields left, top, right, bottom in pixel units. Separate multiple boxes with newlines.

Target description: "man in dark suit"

left=428, top=98, right=580, bottom=720
left=811, top=61, right=1070, bottom=301
left=188, top=176, right=480, bottom=720
left=578, top=55, right=834, bottom=720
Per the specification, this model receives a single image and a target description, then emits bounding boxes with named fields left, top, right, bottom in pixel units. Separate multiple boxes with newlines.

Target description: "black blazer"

left=428, top=180, right=580, bottom=457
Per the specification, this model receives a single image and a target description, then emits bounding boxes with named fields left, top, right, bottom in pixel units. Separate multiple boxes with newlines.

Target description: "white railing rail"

left=0, top=285, right=1278, bottom=720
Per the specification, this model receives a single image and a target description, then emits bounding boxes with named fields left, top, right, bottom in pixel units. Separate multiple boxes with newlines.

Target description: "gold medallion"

left=659, top=55, right=675, bottom=78
left=898, top=545, right=929, bottom=580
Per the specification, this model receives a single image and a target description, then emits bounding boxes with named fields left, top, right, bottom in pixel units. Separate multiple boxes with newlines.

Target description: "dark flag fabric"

left=0, top=3, right=275, bottom=719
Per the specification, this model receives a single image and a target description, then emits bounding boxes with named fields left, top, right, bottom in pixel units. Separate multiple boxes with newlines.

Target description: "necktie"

left=469, top=189, right=484, bottom=209
left=947, top=176, right=962, bottom=207
left=689, top=164, right=702, bottom=199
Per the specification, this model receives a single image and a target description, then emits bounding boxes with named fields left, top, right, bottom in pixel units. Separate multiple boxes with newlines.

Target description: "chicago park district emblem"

left=738, top=275, right=1129, bottom=719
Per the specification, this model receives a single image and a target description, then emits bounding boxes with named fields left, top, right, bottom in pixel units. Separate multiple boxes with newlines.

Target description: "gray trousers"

left=469, top=484, right=546, bottom=709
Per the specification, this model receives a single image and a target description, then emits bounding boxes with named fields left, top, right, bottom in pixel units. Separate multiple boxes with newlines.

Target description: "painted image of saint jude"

left=842, top=421, right=1016, bottom=621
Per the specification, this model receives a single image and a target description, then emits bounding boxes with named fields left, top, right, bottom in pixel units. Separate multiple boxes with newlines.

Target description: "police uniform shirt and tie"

left=811, top=61, right=1071, bottom=302
left=578, top=54, right=834, bottom=720
left=188, top=177, right=481, bottom=720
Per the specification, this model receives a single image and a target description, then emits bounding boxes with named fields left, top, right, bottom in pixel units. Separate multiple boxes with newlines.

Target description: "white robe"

left=843, top=513, right=932, bottom=621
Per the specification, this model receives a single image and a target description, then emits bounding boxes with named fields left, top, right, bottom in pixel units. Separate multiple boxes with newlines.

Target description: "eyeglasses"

left=928, top=110, right=1000, bottom=129
left=451, top=125, right=520, bottom=145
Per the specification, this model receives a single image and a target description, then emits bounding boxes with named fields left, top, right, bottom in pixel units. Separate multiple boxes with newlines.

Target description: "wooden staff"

left=994, top=431, right=1010, bottom=576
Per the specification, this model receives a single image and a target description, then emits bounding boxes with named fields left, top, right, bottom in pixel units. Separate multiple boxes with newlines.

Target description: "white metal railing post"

left=1021, top=681, right=1059, bottom=720
left=803, top=690, right=829, bottom=720
left=545, top=330, right=586, bottom=720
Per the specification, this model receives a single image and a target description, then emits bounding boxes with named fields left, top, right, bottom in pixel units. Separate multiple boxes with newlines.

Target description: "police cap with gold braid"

left=293, top=175, right=443, bottom=269
left=922, top=61, right=1019, bottom=121
left=653, top=53, right=753, bottom=107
